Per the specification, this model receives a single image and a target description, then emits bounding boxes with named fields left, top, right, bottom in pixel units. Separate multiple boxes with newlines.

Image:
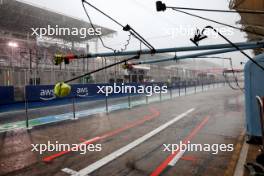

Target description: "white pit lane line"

left=168, top=149, right=186, bottom=166
left=62, top=108, right=195, bottom=176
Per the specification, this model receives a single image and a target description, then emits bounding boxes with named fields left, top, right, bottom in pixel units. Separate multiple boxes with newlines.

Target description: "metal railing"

left=0, top=79, right=227, bottom=133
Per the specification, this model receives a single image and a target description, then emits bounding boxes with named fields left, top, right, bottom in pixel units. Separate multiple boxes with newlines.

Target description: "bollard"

left=146, top=94, right=149, bottom=104
left=202, top=82, right=204, bottom=92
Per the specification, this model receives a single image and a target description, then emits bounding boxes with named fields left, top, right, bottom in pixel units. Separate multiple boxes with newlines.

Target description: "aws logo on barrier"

left=76, top=87, right=89, bottom=97
left=40, top=89, right=56, bottom=101
left=39, top=86, right=90, bottom=100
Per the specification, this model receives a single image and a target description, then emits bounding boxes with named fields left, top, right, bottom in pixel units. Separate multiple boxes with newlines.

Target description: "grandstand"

left=0, top=0, right=116, bottom=100
left=0, top=0, right=114, bottom=74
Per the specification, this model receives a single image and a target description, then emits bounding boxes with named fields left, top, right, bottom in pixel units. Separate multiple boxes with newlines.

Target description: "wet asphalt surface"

left=0, top=96, right=144, bottom=124
left=0, top=86, right=244, bottom=176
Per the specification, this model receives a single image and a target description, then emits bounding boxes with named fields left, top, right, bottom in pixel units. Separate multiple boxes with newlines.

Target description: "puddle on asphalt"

left=224, top=94, right=244, bottom=112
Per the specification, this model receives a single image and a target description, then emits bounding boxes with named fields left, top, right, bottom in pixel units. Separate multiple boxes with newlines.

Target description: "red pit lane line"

left=43, top=107, right=160, bottom=163
left=181, top=155, right=197, bottom=162
left=150, top=116, right=209, bottom=176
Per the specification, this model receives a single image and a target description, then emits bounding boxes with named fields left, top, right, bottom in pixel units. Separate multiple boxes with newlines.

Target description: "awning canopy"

left=230, top=0, right=264, bottom=54
left=0, top=0, right=115, bottom=42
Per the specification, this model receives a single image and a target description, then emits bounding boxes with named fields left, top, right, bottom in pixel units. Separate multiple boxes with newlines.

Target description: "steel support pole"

left=195, top=81, right=197, bottom=94
left=24, top=87, right=29, bottom=129
left=128, top=95, right=131, bottom=109
left=135, top=45, right=261, bottom=65
left=70, top=42, right=264, bottom=59
left=170, top=87, right=172, bottom=99
left=185, top=80, right=187, bottom=95
left=25, top=100, right=29, bottom=128
left=159, top=88, right=162, bottom=101
left=105, top=95, right=109, bottom=114
left=178, top=84, right=181, bottom=96
left=72, top=97, right=76, bottom=119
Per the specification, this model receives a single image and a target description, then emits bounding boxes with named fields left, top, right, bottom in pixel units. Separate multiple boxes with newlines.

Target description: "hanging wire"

left=168, top=6, right=264, bottom=14
left=64, top=55, right=140, bottom=83
left=120, top=33, right=132, bottom=53
left=223, top=71, right=243, bottom=91
left=202, top=26, right=264, bottom=72
left=82, top=1, right=119, bottom=52
left=221, top=57, right=244, bottom=91
left=223, top=72, right=240, bottom=90
left=226, top=58, right=244, bottom=91
left=82, top=0, right=155, bottom=53
left=82, top=0, right=124, bottom=28
left=193, top=56, right=244, bottom=91
left=82, top=1, right=133, bottom=53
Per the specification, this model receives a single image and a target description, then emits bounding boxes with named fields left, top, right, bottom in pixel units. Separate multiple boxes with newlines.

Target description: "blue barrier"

left=0, top=86, right=14, bottom=105
left=26, top=84, right=103, bottom=102
left=1, top=80, right=219, bottom=106
left=25, top=82, right=168, bottom=102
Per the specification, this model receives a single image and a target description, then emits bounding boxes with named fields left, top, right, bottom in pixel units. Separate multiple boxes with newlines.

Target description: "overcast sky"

left=23, top=0, right=252, bottom=68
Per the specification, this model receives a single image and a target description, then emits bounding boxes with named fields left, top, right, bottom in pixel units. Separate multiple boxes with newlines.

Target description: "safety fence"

left=0, top=79, right=225, bottom=133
